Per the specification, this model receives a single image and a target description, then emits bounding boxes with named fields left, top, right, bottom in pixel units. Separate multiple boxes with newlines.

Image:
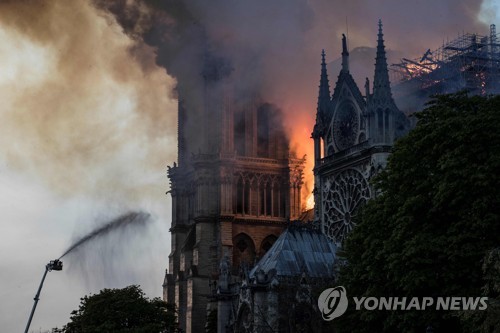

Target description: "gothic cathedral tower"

left=163, top=51, right=304, bottom=332
left=313, top=21, right=408, bottom=244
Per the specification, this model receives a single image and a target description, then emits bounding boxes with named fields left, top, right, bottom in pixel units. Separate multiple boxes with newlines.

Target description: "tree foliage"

left=336, top=93, right=500, bottom=333
left=58, top=285, right=178, bottom=333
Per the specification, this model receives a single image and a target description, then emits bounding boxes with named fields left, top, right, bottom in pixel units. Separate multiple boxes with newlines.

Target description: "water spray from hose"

left=59, top=211, right=150, bottom=259
left=24, top=211, right=151, bottom=333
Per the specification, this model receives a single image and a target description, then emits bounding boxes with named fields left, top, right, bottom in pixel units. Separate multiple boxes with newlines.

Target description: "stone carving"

left=322, top=169, right=371, bottom=243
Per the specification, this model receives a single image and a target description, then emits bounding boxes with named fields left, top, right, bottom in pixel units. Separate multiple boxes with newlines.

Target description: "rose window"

left=322, top=169, right=371, bottom=243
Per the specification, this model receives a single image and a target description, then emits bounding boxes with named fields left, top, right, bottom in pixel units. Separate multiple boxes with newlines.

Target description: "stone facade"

left=312, top=21, right=409, bottom=245
left=163, top=54, right=305, bottom=332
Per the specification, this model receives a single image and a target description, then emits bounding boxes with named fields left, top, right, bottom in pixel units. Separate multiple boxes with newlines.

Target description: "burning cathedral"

left=162, top=47, right=306, bottom=331
left=163, top=20, right=408, bottom=332
left=313, top=20, right=409, bottom=244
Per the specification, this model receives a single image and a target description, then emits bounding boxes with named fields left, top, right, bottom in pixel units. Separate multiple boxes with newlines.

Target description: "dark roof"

left=249, top=226, right=337, bottom=279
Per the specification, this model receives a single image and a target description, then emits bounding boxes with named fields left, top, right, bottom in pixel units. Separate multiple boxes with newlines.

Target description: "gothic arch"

left=271, top=178, right=281, bottom=217
left=259, top=234, right=278, bottom=256
left=257, top=175, right=282, bottom=217
left=259, top=177, right=272, bottom=216
left=233, top=233, right=256, bottom=270
left=235, top=175, right=250, bottom=215
left=377, top=108, right=383, bottom=138
left=384, top=108, right=391, bottom=141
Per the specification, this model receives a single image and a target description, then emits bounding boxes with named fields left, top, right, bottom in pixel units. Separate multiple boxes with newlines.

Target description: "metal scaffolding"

left=391, top=24, right=500, bottom=97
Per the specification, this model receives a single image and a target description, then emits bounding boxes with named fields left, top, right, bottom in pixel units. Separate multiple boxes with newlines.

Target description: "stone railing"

left=236, top=156, right=280, bottom=165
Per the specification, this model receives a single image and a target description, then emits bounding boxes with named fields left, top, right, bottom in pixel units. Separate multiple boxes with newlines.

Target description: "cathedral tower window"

left=384, top=109, right=390, bottom=141
left=233, top=233, right=256, bottom=270
left=259, top=184, right=265, bottom=216
left=272, top=181, right=280, bottom=217
left=234, top=110, right=246, bottom=155
left=266, top=183, right=272, bottom=215
left=260, top=234, right=277, bottom=256
left=259, top=180, right=273, bottom=216
left=377, top=108, right=383, bottom=139
left=236, top=177, right=250, bottom=214
left=257, top=104, right=270, bottom=157
left=281, top=184, right=287, bottom=217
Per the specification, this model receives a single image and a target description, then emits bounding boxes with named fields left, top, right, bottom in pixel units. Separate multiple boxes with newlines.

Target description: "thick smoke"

left=0, top=0, right=486, bottom=208
left=92, top=0, right=316, bottom=109
left=93, top=0, right=487, bottom=104
left=0, top=0, right=177, bottom=199
left=0, top=2, right=176, bottom=331
left=93, top=0, right=488, bottom=208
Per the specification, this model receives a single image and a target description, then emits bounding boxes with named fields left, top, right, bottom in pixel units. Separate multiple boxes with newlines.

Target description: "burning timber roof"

left=249, top=225, right=337, bottom=279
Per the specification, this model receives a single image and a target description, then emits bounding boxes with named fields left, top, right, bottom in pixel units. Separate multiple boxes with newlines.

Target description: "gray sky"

left=0, top=0, right=496, bottom=331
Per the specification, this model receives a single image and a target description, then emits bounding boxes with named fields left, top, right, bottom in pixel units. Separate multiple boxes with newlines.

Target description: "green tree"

left=336, top=93, right=500, bottom=333
left=59, top=285, right=178, bottom=333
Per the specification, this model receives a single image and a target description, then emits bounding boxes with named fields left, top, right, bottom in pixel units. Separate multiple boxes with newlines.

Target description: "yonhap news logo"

left=317, top=286, right=348, bottom=321
left=318, top=286, right=488, bottom=321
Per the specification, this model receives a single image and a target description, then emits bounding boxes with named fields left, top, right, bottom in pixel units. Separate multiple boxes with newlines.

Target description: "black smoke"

left=92, top=0, right=488, bottom=104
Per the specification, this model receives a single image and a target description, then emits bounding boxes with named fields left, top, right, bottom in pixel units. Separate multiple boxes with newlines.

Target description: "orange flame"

left=288, top=109, right=315, bottom=212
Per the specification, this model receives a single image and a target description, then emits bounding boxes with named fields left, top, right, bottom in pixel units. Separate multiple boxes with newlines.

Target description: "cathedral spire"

left=317, top=49, right=331, bottom=118
left=372, top=19, right=392, bottom=100
left=341, top=34, right=349, bottom=73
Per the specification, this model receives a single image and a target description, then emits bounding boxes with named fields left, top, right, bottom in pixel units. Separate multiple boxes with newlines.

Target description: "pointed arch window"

left=260, top=235, right=277, bottom=256
left=259, top=182, right=266, bottom=216
left=377, top=108, right=383, bottom=137
left=236, top=177, right=250, bottom=214
left=259, top=180, right=273, bottom=216
left=272, top=181, right=280, bottom=217
left=234, top=110, right=246, bottom=155
left=233, top=233, right=256, bottom=269
left=266, top=184, right=272, bottom=216
left=384, top=108, right=390, bottom=141
left=257, top=104, right=270, bottom=158
left=236, top=178, right=243, bottom=214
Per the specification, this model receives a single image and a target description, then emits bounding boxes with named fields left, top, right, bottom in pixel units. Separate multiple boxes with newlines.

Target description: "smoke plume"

left=0, top=2, right=176, bottom=331
left=0, top=0, right=177, bottom=200
left=92, top=0, right=488, bottom=207
left=0, top=1, right=491, bottom=331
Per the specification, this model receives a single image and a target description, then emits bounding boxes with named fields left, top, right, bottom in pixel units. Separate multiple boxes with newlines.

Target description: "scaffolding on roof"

left=391, top=24, right=500, bottom=97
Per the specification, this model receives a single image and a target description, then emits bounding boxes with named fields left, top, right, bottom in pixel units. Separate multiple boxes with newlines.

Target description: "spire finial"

left=341, top=33, right=349, bottom=73
left=372, top=19, right=392, bottom=100
left=317, top=50, right=331, bottom=119
left=377, top=19, right=384, bottom=49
